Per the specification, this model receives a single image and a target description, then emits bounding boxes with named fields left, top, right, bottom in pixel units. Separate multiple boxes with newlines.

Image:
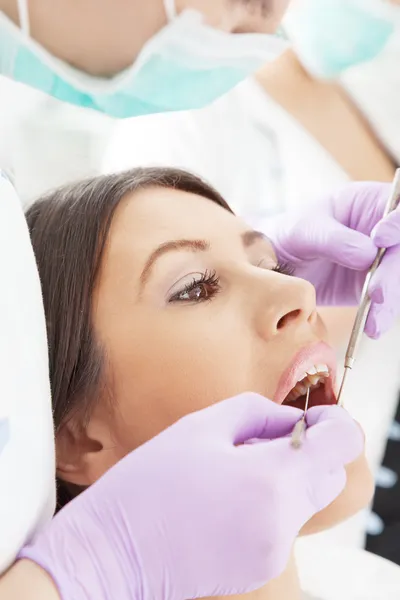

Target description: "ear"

left=56, top=410, right=122, bottom=486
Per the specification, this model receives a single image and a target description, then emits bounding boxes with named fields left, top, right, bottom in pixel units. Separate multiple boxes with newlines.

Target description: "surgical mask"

left=283, top=0, right=400, bottom=79
left=0, top=0, right=288, bottom=118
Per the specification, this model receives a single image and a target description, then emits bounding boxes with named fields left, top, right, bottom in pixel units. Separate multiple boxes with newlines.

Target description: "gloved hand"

left=266, top=182, right=400, bottom=338
left=19, top=393, right=363, bottom=600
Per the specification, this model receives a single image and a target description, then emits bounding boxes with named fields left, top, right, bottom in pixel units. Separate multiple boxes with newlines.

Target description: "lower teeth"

left=286, top=376, right=326, bottom=403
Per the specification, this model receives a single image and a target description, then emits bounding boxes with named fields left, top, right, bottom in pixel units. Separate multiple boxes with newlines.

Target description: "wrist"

left=19, top=502, right=144, bottom=600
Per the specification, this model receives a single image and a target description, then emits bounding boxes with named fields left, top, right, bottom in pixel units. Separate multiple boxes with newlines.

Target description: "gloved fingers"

left=279, top=469, right=346, bottom=543
left=297, top=217, right=377, bottom=270
left=306, top=466, right=347, bottom=514
left=365, top=300, right=397, bottom=340
left=212, top=393, right=303, bottom=445
left=332, top=182, right=392, bottom=230
left=366, top=244, right=400, bottom=338
left=305, top=404, right=359, bottom=429
left=302, top=405, right=364, bottom=470
left=252, top=406, right=363, bottom=488
left=371, top=208, right=400, bottom=248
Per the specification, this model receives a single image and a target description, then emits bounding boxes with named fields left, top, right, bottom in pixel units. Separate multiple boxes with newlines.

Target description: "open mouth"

left=276, top=342, right=337, bottom=411
left=282, top=365, right=335, bottom=411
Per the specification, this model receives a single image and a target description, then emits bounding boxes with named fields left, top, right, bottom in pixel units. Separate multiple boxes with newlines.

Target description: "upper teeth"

left=300, top=364, right=329, bottom=384
left=285, top=364, right=329, bottom=403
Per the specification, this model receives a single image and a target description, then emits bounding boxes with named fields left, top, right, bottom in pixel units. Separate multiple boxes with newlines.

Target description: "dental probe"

left=337, top=168, right=400, bottom=407
left=291, top=387, right=310, bottom=449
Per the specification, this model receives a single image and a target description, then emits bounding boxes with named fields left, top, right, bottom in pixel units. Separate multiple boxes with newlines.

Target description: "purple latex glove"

left=266, top=182, right=400, bottom=338
left=20, top=394, right=362, bottom=600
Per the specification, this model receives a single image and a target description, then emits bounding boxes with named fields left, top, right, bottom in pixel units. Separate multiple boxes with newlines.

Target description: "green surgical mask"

left=0, top=0, right=288, bottom=118
left=284, top=0, right=399, bottom=79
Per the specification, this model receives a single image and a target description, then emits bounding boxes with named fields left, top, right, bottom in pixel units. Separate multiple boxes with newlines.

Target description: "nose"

left=230, top=1, right=291, bottom=34
left=255, top=274, right=317, bottom=341
left=182, top=0, right=279, bottom=34
left=229, top=12, right=278, bottom=36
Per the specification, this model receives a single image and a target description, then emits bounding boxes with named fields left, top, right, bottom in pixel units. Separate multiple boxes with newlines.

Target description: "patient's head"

left=26, top=167, right=373, bottom=530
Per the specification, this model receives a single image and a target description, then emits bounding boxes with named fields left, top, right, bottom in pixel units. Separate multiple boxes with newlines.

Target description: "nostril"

left=277, top=309, right=301, bottom=330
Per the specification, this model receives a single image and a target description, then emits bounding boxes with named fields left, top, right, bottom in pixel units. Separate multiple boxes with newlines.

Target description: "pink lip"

left=274, top=342, right=337, bottom=405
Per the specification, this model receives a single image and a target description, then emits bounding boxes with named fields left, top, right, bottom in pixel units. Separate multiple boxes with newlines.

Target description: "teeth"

left=306, top=366, right=317, bottom=375
left=299, top=363, right=329, bottom=383
left=285, top=364, right=330, bottom=404
left=307, top=373, right=322, bottom=385
left=297, top=382, right=309, bottom=395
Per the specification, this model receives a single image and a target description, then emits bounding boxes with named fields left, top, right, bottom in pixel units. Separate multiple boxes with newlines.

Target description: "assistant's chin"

left=299, top=452, right=375, bottom=537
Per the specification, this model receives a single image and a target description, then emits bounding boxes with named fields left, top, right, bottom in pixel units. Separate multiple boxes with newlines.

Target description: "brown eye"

left=169, top=271, right=221, bottom=304
left=177, top=283, right=213, bottom=302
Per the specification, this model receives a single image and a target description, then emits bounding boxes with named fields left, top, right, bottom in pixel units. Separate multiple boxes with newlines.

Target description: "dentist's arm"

left=0, top=394, right=362, bottom=600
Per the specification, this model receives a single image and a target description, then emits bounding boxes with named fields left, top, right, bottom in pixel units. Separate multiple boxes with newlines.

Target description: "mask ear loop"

left=17, top=0, right=30, bottom=36
left=163, top=0, right=177, bottom=22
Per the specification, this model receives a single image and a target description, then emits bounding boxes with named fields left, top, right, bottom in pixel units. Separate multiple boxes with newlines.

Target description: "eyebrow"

left=140, top=239, right=209, bottom=287
left=139, top=230, right=270, bottom=289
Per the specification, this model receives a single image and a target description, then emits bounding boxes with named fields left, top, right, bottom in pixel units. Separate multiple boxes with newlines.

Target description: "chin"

left=299, top=452, right=375, bottom=536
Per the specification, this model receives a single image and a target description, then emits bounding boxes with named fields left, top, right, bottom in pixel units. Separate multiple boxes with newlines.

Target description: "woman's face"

left=59, top=186, right=373, bottom=533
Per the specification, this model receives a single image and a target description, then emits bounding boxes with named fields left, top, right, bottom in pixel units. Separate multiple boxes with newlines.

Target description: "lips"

left=274, top=341, right=337, bottom=406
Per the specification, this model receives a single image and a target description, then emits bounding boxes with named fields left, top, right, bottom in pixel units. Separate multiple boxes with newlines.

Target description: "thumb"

left=304, top=405, right=364, bottom=469
left=304, top=218, right=377, bottom=271
left=372, top=209, right=400, bottom=248
left=212, top=393, right=303, bottom=445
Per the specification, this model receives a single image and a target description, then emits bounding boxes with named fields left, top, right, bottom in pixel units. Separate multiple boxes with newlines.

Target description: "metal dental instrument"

left=291, top=386, right=310, bottom=449
left=337, top=168, right=400, bottom=407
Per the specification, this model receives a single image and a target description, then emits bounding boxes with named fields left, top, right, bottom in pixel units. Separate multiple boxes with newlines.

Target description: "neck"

left=206, top=551, right=302, bottom=600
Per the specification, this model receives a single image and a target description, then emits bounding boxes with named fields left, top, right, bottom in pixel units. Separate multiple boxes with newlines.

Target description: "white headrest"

left=0, top=175, right=55, bottom=573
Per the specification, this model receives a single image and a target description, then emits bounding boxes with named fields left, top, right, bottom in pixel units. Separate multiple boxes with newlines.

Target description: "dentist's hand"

left=266, top=182, right=400, bottom=338
left=19, top=393, right=362, bottom=600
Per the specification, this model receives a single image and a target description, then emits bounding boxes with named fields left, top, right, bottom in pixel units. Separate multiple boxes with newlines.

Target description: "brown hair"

left=26, top=167, right=232, bottom=507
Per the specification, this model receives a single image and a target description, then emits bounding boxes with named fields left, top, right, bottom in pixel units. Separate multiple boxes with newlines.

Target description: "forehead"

left=109, top=186, right=244, bottom=250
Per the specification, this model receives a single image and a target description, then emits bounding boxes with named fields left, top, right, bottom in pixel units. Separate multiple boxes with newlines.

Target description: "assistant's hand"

left=266, top=182, right=400, bottom=338
left=19, top=394, right=362, bottom=600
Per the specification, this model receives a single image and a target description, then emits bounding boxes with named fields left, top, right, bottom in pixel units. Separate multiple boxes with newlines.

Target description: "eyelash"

left=272, top=262, right=295, bottom=277
left=168, top=262, right=294, bottom=304
left=169, top=270, right=221, bottom=304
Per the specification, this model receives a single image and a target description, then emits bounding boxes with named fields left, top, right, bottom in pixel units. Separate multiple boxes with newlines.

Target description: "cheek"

left=181, top=0, right=227, bottom=26
left=269, top=0, right=292, bottom=24
left=103, top=310, right=259, bottom=451
left=300, top=453, right=375, bottom=536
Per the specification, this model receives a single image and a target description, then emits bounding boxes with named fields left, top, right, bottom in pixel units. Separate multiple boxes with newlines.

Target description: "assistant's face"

left=58, top=186, right=373, bottom=536
left=177, top=0, right=291, bottom=33
left=0, top=0, right=291, bottom=75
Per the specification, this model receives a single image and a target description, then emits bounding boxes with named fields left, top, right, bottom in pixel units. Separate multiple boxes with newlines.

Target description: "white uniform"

left=0, top=174, right=54, bottom=574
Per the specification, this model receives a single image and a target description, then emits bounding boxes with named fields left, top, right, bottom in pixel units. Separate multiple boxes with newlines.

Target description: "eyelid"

left=168, top=270, right=220, bottom=304
left=256, top=257, right=295, bottom=277
left=166, top=271, right=205, bottom=299
left=256, top=257, right=276, bottom=269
